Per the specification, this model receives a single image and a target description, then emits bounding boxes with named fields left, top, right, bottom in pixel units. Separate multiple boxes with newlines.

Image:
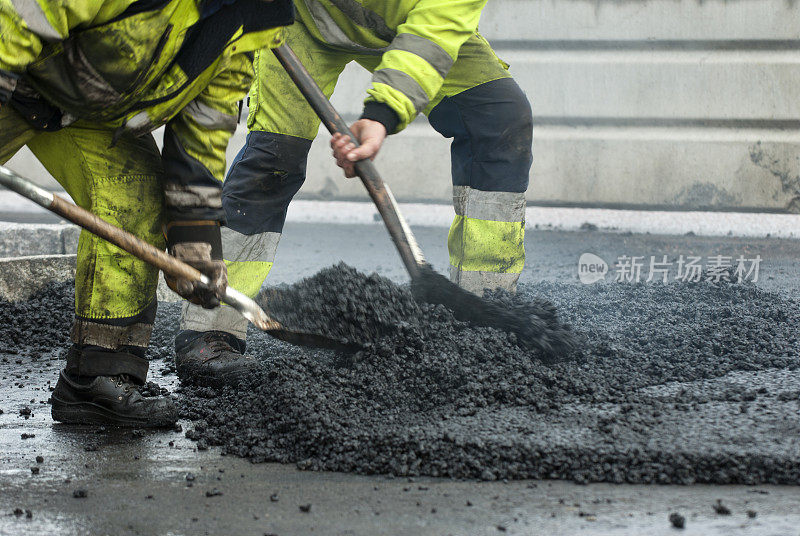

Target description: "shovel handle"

left=273, top=44, right=425, bottom=278
left=0, top=164, right=202, bottom=282
left=49, top=194, right=204, bottom=283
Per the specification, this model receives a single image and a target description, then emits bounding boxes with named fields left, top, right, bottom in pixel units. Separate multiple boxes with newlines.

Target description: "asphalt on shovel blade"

left=265, top=328, right=364, bottom=353
left=410, top=265, right=578, bottom=357
left=256, top=263, right=577, bottom=360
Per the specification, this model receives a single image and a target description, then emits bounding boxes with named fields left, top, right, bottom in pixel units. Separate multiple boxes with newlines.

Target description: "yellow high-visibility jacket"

left=294, top=0, right=488, bottom=132
left=0, top=0, right=292, bottom=221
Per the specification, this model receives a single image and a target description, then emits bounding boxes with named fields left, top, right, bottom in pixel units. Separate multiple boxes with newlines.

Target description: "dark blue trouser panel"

left=428, top=77, right=532, bottom=194
left=223, top=132, right=312, bottom=235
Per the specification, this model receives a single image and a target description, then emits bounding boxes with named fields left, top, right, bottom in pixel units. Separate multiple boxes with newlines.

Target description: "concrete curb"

left=0, top=223, right=180, bottom=302
left=0, top=222, right=79, bottom=257
left=0, top=254, right=76, bottom=302
left=0, top=253, right=180, bottom=303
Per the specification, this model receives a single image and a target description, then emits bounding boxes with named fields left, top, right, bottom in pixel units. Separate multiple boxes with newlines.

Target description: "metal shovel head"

left=264, top=328, right=364, bottom=353
left=409, top=264, right=578, bottom=358
left=225, top=284, right=362, bottom=353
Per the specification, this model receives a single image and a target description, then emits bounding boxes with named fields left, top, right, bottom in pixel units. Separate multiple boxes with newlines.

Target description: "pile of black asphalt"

left=0, top=282, right=73, bottom=358
left=259, top=264, right=578, bottom=355
left=4, top=265, right=799, bottom=485
left=178, top=264, right=800, bottom=485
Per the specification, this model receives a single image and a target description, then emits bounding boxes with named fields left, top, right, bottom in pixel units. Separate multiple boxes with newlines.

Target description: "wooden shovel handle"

left=272, top=44, right=426, bottom=279
left=49, top=194, right=204, bottom=283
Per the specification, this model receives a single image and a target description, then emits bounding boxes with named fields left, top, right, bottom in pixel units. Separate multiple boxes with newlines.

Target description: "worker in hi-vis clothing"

left=177, top=0, right=533, bottom=386
left=0, top=0, right=293, bottom=426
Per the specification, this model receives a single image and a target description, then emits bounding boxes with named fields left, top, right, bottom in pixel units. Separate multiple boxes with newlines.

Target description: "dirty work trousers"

left=0, top=106, right=164, bottom=381
left=181, top=21, right=533, bottom=341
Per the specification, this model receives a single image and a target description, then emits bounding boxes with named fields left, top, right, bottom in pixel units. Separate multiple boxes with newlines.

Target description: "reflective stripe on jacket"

left=293, top=0, right=488, bottom=132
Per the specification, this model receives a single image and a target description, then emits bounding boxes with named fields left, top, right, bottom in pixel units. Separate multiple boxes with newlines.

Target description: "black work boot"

left=51, top=345, right=177, bottom=428
left=51, top=372, right=178, bottom=428
left=174, top=330, right=257, bottom=387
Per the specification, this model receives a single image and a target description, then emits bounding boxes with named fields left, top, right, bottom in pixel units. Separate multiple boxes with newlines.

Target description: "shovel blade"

left=410, top=265, right=577, bottom=357
left=265, top=328, right=364, bottom=353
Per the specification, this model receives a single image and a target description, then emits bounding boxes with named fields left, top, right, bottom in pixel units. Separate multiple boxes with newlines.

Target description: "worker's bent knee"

left=223, top=132, right=312, bottom=235
left=431, top=77, right=533, bottom=193
left=495, top=80, right=533, bottom=173
left=463, top=78, right=531, bottom=193
left=460, top=77, right=533, bottom=143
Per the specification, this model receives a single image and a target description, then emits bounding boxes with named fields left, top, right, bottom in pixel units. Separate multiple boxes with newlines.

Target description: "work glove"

left=164, top=221, right=227, bottom=309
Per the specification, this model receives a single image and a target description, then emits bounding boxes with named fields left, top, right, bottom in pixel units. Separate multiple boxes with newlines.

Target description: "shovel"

left=273, top=45, right=575, bottom=355
left=0, top=164, right=360, bottom=354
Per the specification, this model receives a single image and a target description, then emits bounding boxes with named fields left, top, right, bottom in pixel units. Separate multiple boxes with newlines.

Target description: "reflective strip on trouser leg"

left=179, top=131, right=310, bottom=339
left=69, top=301, right=157, bottom=379
left=180, top=227, right=281, bottom=340
left=448, top=186, right=526, bottom=294
left=71, top=317, right=154, bottom=350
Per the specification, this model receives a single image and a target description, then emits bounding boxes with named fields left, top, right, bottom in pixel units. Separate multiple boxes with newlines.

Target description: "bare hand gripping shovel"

left=0, top=165, right=360, bottom=354
left=273, top=45, right=575, bottom=355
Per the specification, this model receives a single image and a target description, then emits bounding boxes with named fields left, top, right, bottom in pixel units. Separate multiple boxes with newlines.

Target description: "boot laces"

left=113, top=374, right=134, bottom=392
left=201, top=334, right=238, bottom=363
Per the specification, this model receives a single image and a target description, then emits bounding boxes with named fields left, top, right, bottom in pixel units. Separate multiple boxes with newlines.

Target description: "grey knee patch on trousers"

left=180, top=302, right=249, bottom=341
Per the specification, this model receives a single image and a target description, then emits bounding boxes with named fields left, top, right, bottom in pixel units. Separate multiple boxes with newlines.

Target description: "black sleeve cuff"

left=360, top=101, right=400, bottom=134
left=164, top=222, right=223, bottom=259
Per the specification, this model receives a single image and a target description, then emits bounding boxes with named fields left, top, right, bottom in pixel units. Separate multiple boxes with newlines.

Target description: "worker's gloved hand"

left=164, top=222, right=227, bottom=309
left=330, top=119, right=387, bottom=178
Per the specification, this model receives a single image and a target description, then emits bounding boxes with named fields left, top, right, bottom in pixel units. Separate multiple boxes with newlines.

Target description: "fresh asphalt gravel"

left=179, top=265, right=800, bottom=484
left=5, top=261, right=797, bottom=485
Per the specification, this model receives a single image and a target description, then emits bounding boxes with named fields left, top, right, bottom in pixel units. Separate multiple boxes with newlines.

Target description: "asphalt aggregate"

left=182, top=264, right=800, bottom=484
left=3, top=263, right=799, bottom=485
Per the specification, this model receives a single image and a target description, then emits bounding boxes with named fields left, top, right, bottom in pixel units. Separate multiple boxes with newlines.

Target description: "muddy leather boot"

left=51, top=346, right=177, bottom=428
left=51, top=372, right=178, bottom=427
left=174, top=330, right=257, bottom=387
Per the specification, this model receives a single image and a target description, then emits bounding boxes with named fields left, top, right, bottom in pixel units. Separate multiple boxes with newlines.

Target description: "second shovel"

left=272, top=45, right=577, bottom=356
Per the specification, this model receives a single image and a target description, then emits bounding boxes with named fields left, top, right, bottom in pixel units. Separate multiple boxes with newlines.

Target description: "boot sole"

left=51, top=398, right=177, bottom=428
left=175, top=364, right=251, bottom=389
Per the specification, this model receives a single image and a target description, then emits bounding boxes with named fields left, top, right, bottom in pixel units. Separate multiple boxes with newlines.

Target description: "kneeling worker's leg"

left=27, top=124, right=176, bottom=427
left=429, top=76, right=532, bottom=294
left=178, top=130, right=311, bottom=342
left=177, top=21, right=350, bottom=385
